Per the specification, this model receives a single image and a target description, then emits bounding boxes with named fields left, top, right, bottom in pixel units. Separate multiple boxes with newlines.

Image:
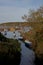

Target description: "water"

left=1, top=31, right=14, bottom=39
left=2, top=31, right=35, bottom=65
left=19, top=40, right=35, bottom=65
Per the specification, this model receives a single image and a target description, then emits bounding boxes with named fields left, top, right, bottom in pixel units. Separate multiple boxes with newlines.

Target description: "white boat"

left=25, top=40, right=32, bottom=44
left=13, top=33, right=16, bottom=37
left=25, top=40, right=32, bottom=48
left=18, top=36, right=23, bottom=40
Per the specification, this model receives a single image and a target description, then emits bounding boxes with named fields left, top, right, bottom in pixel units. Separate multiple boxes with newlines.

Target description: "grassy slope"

left=0, top=33, right=21, bottom=65
left=0, top=22, right=29, bottom=27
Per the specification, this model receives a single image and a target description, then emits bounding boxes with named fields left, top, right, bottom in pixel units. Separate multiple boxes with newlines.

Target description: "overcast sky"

left=0, top=0, right=43, bottom=23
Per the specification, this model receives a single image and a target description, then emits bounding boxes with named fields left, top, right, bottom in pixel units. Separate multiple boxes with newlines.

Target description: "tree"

left=22, top=6, right=43, bottom=22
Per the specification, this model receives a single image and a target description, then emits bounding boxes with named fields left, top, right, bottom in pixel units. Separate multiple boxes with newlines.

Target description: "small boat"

left=4, top=29, right=7, bottom=35
left=13, top=31, right=15, bottom=33
left=18, top=36, right=23, bottom=40
left=13, top=33, right=16, bottom=37
left=4, top=31, right=7, bottom=35
left=25, top=40, right=32, bottom=48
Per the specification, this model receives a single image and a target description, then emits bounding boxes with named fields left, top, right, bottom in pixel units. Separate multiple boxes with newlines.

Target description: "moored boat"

left=25, top=40, right=32, bottom=48
left=13, top=33, right=16, bottom=37
left=4, top=31, right=7, bottom=35
left=18, top=36, right=23, bottom=40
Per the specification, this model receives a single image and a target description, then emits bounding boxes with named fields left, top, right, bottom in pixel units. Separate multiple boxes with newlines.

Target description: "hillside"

left=0, top=32, right=21, bottom=65
left=0, top=22, right=29, bottom=27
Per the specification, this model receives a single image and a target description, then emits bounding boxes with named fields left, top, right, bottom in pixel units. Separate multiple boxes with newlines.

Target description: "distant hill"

left=0, top=22, right=43, bottom=28
left=0, top=22, right=29, bottom=27
left=0, top=21, right=43, bottom=32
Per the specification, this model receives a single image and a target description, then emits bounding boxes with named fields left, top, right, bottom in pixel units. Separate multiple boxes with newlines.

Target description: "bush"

left=0, top=32, right=9, bottom=42
left=0, top=33, right=21, bottom=65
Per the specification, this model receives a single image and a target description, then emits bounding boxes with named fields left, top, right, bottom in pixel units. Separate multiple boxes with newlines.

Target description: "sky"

left=0, top=0, right=43, bottom=23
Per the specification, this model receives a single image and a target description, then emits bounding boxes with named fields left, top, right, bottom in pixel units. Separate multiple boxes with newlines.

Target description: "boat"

left=18, top=36, right=23, bottom=40
left=13, top=33, right=16, bottom=37
left=4, top=29, right=7, bottom=35
left=4, top=31, right=7, bottom=35
left=25, top=40, right=32, bottom=48
left=13, top=31, right=15, bottom=33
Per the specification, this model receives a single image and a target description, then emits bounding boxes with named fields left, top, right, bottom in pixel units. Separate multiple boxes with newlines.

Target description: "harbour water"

left=19, top=40, right=35, bottom=65
left=2, top=31, right=35, bottom=65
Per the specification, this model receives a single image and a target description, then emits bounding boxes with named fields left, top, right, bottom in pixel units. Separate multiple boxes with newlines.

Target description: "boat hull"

left=18, top=37, right=23, bottom=40
left=4, top=31, right=7, bottom=35
left=25, top=43, right=32, bottom=49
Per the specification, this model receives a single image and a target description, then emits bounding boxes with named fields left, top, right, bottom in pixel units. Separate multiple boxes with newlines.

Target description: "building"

left=10, top=27, right=15, bottom=32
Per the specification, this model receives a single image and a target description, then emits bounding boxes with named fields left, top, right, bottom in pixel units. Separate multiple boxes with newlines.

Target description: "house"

left=10, top=27, right=15, bottom=32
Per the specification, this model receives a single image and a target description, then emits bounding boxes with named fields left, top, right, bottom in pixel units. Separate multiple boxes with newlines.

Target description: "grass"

left=0, top=33, right=21, bottom=65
